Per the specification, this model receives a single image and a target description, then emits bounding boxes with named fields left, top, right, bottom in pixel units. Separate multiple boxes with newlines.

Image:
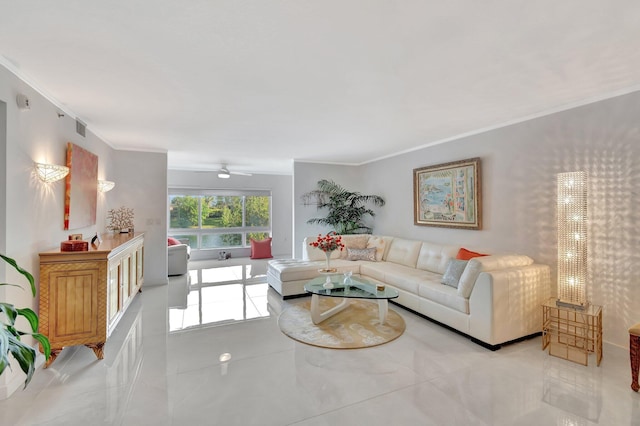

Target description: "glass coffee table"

left=304, top=274, right=399, bottom=325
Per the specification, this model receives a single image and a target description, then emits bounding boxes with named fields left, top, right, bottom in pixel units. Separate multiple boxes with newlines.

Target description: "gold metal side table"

left=542, top=298, right=602, bottom=366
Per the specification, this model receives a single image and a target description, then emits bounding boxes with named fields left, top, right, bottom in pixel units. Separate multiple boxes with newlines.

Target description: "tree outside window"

left=169, top=193, right=271, bottom=249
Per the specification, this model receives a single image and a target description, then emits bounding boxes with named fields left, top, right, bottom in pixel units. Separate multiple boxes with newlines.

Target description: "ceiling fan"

left=217, top=164, right=252, bottom=179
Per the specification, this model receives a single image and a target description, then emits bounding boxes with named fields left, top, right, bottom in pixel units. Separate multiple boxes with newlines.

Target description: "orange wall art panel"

left=64, top=143, right=98, bottom=230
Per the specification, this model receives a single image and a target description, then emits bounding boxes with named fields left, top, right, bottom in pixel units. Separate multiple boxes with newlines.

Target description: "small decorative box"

left=60, top=240, right=89, bottom=252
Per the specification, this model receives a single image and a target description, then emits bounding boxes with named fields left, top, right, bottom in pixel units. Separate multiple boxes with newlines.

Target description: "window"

left=169, top=190, right=271, bottom=250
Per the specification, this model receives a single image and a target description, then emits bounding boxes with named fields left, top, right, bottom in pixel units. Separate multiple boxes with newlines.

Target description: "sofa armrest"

left=468, top=263, right=551, bottom=346
left=168, top=244, right=191, bottom=258
left=168, top=244, right=190, bottom=276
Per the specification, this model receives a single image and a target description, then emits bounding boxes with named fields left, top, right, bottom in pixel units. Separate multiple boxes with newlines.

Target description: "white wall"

left=0, top=100, right=6, bottom=266
left=0, top=64, right=169, bottom=397
left=112, top=150, right=168, bottom=286
left=292, top=162, right=370, bottom=258
left=168, top=170, right=293, bottom=257
left=294, top=91, right=640, bottom=349
left=0, top=65, right=114, bottom=397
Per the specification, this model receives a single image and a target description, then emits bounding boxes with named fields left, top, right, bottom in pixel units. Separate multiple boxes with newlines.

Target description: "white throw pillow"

left=366, top=236, right=386, bottom=261
left=346, top=247, right=377, bottom=261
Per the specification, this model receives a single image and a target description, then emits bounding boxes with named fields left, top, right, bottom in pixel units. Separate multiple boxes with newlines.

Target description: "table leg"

left=377, top=299, right=388, bottom=325
left=310, top=294, right=350, bottom=325
left=631, top=334, right=640, bottom=392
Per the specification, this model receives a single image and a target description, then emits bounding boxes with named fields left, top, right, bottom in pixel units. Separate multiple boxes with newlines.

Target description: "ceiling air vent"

left=76, top=119, right=86, bottom=137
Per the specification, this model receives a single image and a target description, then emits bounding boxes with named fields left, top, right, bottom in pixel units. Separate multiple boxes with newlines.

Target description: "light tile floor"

left=1, top=258, right=638, bottom=425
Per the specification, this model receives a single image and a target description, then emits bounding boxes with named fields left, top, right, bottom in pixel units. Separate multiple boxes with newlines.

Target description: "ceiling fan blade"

left=216, top=164, right=252, bottom=178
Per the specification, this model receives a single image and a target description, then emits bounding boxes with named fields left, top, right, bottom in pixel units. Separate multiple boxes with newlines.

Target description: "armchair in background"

left=168, top=237, right=191, bottom=276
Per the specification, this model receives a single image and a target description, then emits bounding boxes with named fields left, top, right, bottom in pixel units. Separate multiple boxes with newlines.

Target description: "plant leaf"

left=0, top=283, right=20, bottom=288
left=0, top=302, right=18, bottom=325
left=31, top=333, right=51, bottom=359
left=0, top=254, right=36, bottom=296
left=0, top=328, right=9, bottom=376
left=7, top=334, right=36, bottom=388
left=0, top=253, right=50, bottom=388
left=16, top=308, right=39, bottom=332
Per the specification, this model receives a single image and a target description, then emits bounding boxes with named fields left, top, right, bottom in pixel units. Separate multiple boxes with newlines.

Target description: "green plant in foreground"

left=0, top=254, right=50, bottom=388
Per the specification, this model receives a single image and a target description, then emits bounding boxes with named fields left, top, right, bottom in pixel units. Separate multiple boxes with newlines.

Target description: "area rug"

left=278, top=298, right=405, bottom=349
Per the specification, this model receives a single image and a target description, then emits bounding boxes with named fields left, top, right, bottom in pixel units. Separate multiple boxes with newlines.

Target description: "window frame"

left=168, top=189, right=271, bottom=250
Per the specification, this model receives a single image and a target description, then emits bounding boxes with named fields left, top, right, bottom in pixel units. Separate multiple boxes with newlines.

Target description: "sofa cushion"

left=250, top=237, right=273, bottom=259
left=366, top=236, right=386, bottom=261
left=385, top=238, right=422, bottom=268
left=418, top=280, right=469, bottom=314
left=359, top=262, right=440, bottom=294
left=304, top=237, right=343, bottom=261
left=339, top=235, right=369, bottom=259
left=346, top=247, right=377, bottom=261
left=268, top=258, right=359, bottom=282
left=359, top=262, right=387, bottom=282
left=383, top=267, right=430, bottom=294
left=441, top=259, right=468, bottom=288
left=416, top=242, right=459, bottom=274
left=168, top=237, right=181, bottom=246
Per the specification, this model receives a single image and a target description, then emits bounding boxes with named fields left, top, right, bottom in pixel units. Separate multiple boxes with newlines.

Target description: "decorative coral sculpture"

left=107, top=206, right=135, bottom=232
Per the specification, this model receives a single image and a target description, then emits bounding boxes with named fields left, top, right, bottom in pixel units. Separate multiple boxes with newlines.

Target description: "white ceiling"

left=1, top=1, right=640, bottom=175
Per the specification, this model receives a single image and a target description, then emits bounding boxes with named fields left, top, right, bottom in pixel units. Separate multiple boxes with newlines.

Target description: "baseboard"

left=0, top=369, right=23, bottom=400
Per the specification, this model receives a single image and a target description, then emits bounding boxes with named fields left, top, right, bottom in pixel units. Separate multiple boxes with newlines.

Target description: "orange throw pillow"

left=456, top=247, right=488, bottom=261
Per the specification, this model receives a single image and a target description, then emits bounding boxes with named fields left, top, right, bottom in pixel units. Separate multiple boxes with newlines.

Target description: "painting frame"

left=413, top=157, right=482, bottom=230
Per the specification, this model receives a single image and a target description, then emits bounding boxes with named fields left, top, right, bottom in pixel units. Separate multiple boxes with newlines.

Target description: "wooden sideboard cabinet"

left=39, top=232, right=144, bottom=367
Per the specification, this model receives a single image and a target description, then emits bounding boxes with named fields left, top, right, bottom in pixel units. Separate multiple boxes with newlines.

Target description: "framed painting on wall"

left=413, top=157, right=482, bottom=229
left=64, top=143, right=98, bottom=230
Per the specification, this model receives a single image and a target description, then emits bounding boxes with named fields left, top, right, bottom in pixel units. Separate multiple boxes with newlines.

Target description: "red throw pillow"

left=250, top=237, right=273, bottom=259
left=168, top=237, right=181, bottom=246
left=456, top=247, right=488, bottom=261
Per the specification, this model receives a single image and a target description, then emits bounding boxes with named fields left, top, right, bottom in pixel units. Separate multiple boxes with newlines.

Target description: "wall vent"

left=76, top=119, right=86, bottom=137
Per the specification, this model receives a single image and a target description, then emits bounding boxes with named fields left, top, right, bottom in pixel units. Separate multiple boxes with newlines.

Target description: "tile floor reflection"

left=169, top=260, right=270, bottom=331
left=1, top=257, right=638, bottom=425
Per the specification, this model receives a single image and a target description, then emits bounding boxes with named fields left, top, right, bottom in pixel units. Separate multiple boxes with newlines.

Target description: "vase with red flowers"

left=309, top=232, right=345, bottom=272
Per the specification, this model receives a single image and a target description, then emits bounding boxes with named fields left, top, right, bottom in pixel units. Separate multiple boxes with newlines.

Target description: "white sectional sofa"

left=267, top=234, right=551, bottom=349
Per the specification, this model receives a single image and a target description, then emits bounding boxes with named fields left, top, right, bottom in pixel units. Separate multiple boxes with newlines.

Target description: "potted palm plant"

left=302, top=179, right=385, bottom=234
left=1, top=254, right=51, bottom=388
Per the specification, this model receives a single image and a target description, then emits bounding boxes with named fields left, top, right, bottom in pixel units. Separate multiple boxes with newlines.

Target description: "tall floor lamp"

left=556, top=171, right=588, bottom=309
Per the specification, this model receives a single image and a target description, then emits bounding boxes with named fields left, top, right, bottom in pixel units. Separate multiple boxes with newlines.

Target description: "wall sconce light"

left=556, top=171, right=588, bottom=309
left=34, top=162, right=69, bottom=183
left=97, top=180, right=115, bottom=193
